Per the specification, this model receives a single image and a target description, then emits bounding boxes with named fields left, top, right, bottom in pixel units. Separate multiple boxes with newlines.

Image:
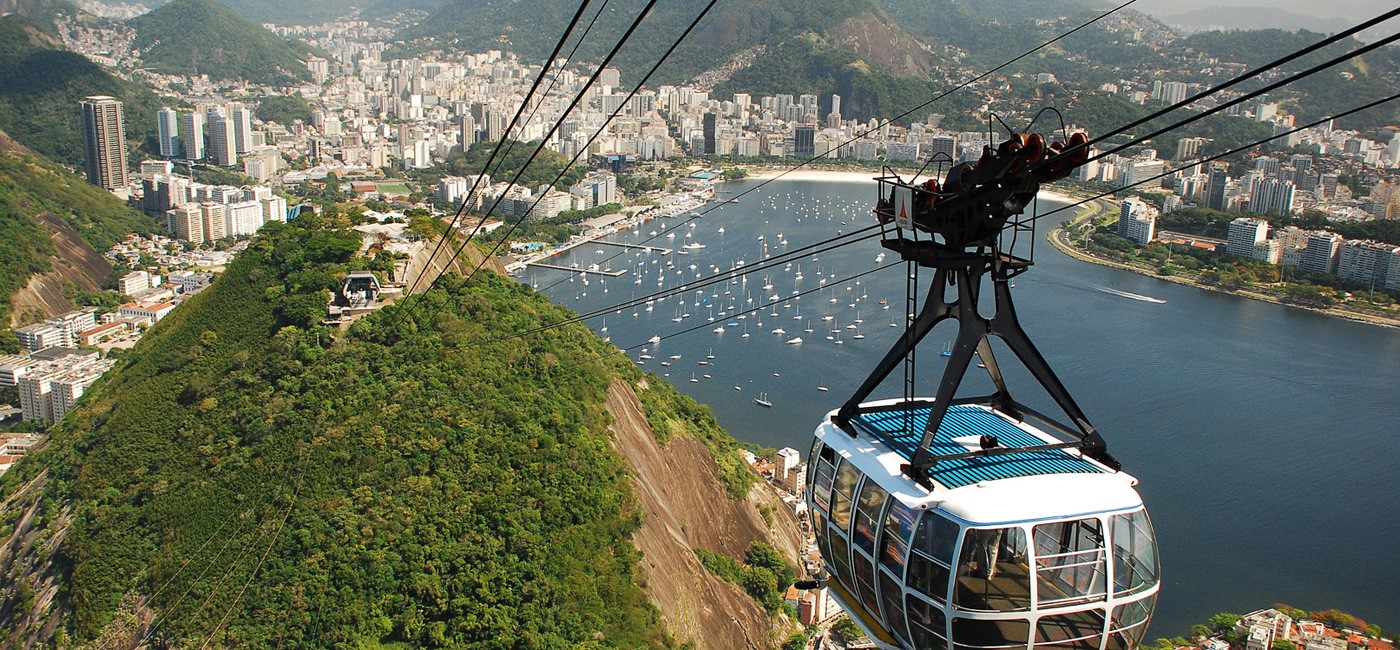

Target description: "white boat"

left=772, top=328, right=787, bottom=335
left=754, top=392, right=772, bottom=407
left=649, top=335, right=661, bottom=344
left=817, top=385, right=829, bottom=392
left=787, top=337, right=803, bottom=345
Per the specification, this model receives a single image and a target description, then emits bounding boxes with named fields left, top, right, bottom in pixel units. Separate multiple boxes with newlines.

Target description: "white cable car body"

left=807, top=399, right=1158, bottom=650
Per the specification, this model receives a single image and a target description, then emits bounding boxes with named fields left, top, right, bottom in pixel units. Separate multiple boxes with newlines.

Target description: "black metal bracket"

left=835, top=171, right=1118, bottom=490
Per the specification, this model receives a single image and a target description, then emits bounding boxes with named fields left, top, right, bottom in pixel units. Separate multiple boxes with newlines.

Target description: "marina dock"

left=526, top=262, right=628, bottom=276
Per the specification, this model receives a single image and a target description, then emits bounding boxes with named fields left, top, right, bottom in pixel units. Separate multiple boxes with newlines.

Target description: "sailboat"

left=754, top=392, right=773, bottom=407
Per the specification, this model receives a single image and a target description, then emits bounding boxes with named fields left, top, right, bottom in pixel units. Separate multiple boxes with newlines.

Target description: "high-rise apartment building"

left=80, top=96, right=129, bottom=191
left=1227, top=217, right=1270, bottom=257
left=228, top=102, right=253, bottom=154
left=206, top=106, right=238, bottom=167
left=157, top=107, right=181, bottom=158
left=181, top=110, right=205, bottom=160
left=1207, top=163, right=1230, bottom=211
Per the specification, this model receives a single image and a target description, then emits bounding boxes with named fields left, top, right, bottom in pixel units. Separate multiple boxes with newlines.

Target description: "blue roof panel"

left=850, top=405, right=1105, bottom=489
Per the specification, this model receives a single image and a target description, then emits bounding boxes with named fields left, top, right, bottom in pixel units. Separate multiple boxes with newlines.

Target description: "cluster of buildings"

left=1226, top=217, right=1400, bottom=289
left=3, top=264, right=213, bottom=429
left=1, top=346, right=114, bottom=424
left=137, top=160, right=289, bottom=244
left=436, top=169, right=618, bottom=221
left=155, top=102, right=283, bottom=178
left=1223, top=609, right=1392, bottom=650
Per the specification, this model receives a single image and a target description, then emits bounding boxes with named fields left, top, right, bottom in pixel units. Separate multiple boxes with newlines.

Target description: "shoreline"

left=1046, top=201, right=1400, bottom=329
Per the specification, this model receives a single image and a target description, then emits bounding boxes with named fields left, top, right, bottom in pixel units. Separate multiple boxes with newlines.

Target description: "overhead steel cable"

left=535, top=0, right=1141, bottom=295
left=401, top=0, right=722, bottom=329
left=1034, top=91, right=1400, bottom=224
left=400, top=0, right=597, bottom=302
left=392, top=0, right=665, bottom=331
left=1074, top=6, right=1399, bottom=156
left=476, top=226, right=884, bottom=346
left=432, top=0, right=617, bottom=276
left=499, top=92, right=1400, bottom=352
left=1079, top=27, right=1400, bottom=166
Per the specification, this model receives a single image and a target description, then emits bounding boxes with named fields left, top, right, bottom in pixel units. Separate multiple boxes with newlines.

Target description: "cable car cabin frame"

left=808, top=402, right=1159, bottom=650
left=805, top=128, right=1159, bottom=649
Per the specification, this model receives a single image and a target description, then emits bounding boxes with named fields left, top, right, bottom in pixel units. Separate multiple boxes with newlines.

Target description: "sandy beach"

left=730, top=168, right=1080, bottom=208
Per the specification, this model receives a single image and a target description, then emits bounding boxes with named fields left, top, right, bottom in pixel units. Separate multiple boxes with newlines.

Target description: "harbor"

left=520, top=175, right=1400, bottom=637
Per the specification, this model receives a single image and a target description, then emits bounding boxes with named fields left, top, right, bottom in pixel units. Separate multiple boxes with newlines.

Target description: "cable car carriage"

left=804, top=124, right=1160, bottom=650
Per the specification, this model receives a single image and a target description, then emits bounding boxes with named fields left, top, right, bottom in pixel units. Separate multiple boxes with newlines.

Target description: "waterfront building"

left=80, top=96, right=129, bottom=191
left=1118, top=196, right=1158, bottom=245
left=1336, top=240, right=1400, bottom=289
left=1299, top=232, right=1344, bottom=276
left=1227, top=217, right=1270, bottom=258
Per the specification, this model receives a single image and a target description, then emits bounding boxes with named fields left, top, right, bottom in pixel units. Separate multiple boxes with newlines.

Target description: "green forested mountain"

left=0, top=130, right=157, bottom=348
left=142, top=0, right=361, bottom=25
left=128, top=0, right=319, bottom=86
left=398, top=0, right=914, bottom=89
left=1177, top=29, right=1400, bottom=132
left=0, top=14, right=164, bottom=168
left=0, top=215, right=774, bottom=647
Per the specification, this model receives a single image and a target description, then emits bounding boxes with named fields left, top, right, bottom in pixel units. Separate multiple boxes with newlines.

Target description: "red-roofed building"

left=118, top=301, right=176, bottom=324
left=78, top=321, right=129, bottom=346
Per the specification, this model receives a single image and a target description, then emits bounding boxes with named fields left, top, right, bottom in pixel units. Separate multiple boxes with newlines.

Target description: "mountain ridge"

left=127, top=0, right=319, bottom=86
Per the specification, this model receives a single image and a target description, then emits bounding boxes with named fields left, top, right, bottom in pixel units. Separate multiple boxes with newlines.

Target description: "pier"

left=526, top=262, right=628, bottom=276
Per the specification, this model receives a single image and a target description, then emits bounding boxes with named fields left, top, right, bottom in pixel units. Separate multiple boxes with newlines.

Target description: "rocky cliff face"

left=608, top=378, right=805, bottom=649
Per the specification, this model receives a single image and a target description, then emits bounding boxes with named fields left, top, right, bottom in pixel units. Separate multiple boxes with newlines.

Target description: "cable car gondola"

left=803, top=125, right=1160, bottom=650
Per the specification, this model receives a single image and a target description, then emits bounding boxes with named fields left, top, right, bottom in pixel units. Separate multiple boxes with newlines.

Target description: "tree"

left=1192, top=625, right=1214, bottom=639
left=830, top=616, right=863, bottom=643
left=1210, top=613, right=1243, bottom=632
left=1273, top=640, right=1298, bottom=650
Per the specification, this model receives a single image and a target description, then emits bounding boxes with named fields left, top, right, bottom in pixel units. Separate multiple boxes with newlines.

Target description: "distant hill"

left=398, top=0, right=930, bottom=87
left=0, top=14, right=165, bottom=169
left=1158, top=6, right=1353, bottom=33
left=127, top=0, right=320, bottom=86
left=0, top=128, right=157, bottom=348
left=0, top=216, right=801, bottom=647
left=142, top=0, right=361, bottom=25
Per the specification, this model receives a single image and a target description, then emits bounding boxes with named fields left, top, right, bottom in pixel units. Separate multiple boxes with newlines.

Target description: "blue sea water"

left=521, top=177, right=1400, bottom=638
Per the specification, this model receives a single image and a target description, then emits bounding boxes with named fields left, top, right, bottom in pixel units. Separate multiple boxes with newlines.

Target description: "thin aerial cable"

left=617, top=263, right=899, bottom=351
left=537, top=0, right=1140, bottom=295
left=394, top=0, right=665, bottom=330
left=404, top=0, right=720, bottom=328
left=434, top=0, right=617, bottom=277
left=401, top=0, right=597, bottom=302
left=1076, top=7, right=1400, bottom=154
left=1081, top=28, right=1400, bottom=165
left=479, top=227, right=884, bottom=346
left=1035, top=92, right=1400, bottom=224
left=487, top=92, right=1400, bottom=350
left=198, top=464, right=307, bottom=650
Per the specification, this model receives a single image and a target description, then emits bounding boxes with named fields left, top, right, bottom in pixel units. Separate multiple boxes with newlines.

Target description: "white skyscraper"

left=157, top=107, right=181, bottom=159
left=1227, top=217, right=1270, bottom=257
left=206, top=106, right=237, bottom=167
left=181, top=110, right=205, bottom=161
left=228, top=102, right=254, bottom=154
